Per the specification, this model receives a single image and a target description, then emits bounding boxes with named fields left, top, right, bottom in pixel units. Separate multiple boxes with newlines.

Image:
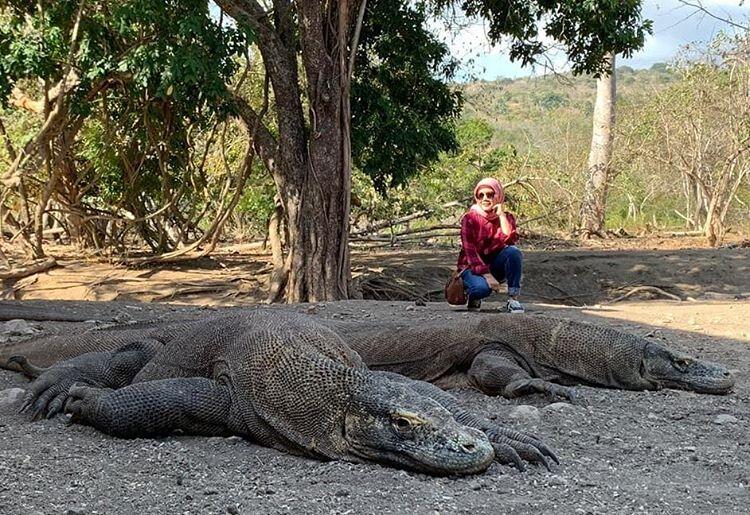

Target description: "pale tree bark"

left=217, top=0, right=364, bottom=302
left=579, top=53, right=616, bottom=238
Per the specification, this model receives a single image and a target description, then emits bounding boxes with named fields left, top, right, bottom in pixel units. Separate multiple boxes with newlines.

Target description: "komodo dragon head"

left=343, top=378, right=495, bottom=475
left=641, top=343, right=734, bottom=394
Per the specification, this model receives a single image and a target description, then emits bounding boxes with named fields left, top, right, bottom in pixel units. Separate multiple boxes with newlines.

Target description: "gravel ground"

left=0, top=300, right=748, bottom=514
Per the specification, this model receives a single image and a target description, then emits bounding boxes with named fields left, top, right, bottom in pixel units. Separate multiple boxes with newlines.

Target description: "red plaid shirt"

left=456, top=209, right=518, bottom=275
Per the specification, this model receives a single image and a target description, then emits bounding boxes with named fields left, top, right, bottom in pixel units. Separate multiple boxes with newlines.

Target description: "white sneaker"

left=506, top=299, right=525, bottom=313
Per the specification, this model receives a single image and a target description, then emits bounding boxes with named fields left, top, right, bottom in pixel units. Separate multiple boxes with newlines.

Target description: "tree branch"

left=677, top=1, right=749, bottom=31
left=231, top=92, right=277, bottom=174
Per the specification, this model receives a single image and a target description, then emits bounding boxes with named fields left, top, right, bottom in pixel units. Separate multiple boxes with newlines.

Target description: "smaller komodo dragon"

left=319, top=315, right=735, bottom=401
left=0, top=310, right=556, bottom=475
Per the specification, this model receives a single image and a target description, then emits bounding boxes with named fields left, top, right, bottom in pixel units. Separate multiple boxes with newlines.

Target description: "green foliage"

left=236, top=175, right=276, bottom=235
left=6, top=5, right=239, bottom=252
left=352, top=0, right=462, bottom=193
left=0, top=1, right=252, bottom=251
left=78, top=120, right=124, bottom=204
left=351, top=117, right=523, bottom=227
left=0, top=1, right=248, bottom=107
left=431, top=0, right=652, bottom=76
left=535, top=92, right=569, bottom=111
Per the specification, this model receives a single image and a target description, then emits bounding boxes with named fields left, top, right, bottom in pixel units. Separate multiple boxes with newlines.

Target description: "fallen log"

left=0, top=257, right=57, bottom=281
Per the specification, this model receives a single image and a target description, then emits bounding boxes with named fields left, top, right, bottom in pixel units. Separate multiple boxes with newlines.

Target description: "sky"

left=443, top=0, right=749, bottom=80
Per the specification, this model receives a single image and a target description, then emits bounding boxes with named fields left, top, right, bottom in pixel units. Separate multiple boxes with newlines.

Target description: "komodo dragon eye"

left=395, top=418, right=411, bottom=429
left=673, top=358, right=693, bottom=372
left=392, top=414, right=422, bottom=431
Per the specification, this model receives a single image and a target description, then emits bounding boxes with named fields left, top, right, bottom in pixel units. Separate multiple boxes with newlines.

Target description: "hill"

left=455, top=63, right=677, bottom=151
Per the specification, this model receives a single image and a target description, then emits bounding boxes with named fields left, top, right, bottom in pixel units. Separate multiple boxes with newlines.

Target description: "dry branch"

left=151, top=284, right=234, bottom=301
left=0, top=257, right=57, bottom=280
left=606, top=285, right=682, bottom=304
left=544, top=281, right=584, bottom=306
left=351, top=199, right=468, bottom=236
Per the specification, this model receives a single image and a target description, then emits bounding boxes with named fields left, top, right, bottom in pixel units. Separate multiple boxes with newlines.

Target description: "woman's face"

left=475, top=187, right=497, bottom=212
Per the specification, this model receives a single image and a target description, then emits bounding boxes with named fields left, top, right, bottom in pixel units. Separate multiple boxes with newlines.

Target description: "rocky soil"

left=0, top=299, right=748, bottom=515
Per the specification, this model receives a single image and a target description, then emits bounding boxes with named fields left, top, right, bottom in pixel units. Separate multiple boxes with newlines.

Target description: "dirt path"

left=4, top=236, right=750, bottom=307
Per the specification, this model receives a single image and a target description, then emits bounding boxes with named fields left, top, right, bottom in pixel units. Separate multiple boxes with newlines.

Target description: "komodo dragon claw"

left=489, top=432, right=555, bottom=471
left=460, top=416, right=559, bottom=471
left=17, top=342, right=159, bottom=420
left=65, top=383, right=106, bottom=425
left=19, top=362, right=94, bottom=420
left=504, top=378, right=583, bottom=404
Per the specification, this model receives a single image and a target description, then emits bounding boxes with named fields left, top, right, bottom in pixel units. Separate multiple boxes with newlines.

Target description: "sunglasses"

left=476, top=191, right=495, bottom=200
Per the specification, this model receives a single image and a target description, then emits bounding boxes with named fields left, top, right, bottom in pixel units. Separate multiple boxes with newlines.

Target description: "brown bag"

left=444, top=270, right=467, bottom=305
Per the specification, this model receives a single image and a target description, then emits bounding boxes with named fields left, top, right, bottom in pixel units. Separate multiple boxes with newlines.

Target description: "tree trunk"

left=218, top=0, right=357, bottom=302
left=278, top=0, right=352, bottom=302
left=579, top=54, right=616, bottom=237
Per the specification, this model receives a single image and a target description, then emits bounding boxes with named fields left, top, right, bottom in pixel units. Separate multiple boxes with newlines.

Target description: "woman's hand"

left=483, top=273, right=501, bottom=292
left=495, top=202, right=513, bottom=235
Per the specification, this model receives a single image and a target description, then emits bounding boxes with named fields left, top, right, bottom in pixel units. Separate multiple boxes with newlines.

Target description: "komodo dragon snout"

left=344, top=380, right=495, bottom=475
left=641, top=343, right=734, bottom=394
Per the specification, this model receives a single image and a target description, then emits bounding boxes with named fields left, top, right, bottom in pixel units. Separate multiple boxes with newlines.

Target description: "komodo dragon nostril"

left=461, top=442, right=476, bottom=453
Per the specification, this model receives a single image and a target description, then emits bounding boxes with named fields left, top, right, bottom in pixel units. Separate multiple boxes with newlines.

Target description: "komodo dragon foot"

left=454, top=413, right=558, bottom=471
left=18, top=363, right=100, bottom=421
left=503, top=378, right=584, bottom=404
left=16, top=341, right=160, bottom=420
left=64, top=378, right=233, bottom=438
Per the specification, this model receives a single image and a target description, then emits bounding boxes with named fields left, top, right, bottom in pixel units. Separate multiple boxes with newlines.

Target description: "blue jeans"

left=461, top=246, right=522, bottom=301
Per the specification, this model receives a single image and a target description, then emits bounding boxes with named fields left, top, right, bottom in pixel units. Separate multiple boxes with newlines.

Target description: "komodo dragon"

left=319, top=315, right=735, bottom=400
left=0, top=310, right=557, bottom=475
left=1, top=307, right=734, bottom=401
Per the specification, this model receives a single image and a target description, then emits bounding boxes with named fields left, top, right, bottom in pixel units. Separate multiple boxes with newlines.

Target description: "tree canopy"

left=434, top=0, right=651, bottom=75
left=352, top=0, right=462, bottom=193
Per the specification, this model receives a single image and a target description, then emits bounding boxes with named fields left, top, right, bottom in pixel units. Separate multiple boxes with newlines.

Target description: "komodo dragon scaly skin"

left=320, top=315, right=735, bottom=400
left=0, top=311, right=557, bottom=475
left=1, top=309, right=734, bottom=399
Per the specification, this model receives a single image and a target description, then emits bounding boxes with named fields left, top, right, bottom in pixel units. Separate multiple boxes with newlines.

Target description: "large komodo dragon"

left=0, top=310, right=557, bottom=475
left=321, top=315, right=735, bottom=400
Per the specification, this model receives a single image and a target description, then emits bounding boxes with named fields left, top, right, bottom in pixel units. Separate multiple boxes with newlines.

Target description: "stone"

left=2, top=319, right=38, bottom=336
left=713, top=414, right=738, bottom=425
left=0, top=388, right=25, bottom=406
left=508, top=405, right=541, bottom=423
left=542, top=402, right=579, bottom=414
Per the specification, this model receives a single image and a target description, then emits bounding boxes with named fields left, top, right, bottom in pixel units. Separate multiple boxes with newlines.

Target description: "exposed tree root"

left=0, top=257, right=57, bottom=281
left=606, top=285, right=682, bottom=304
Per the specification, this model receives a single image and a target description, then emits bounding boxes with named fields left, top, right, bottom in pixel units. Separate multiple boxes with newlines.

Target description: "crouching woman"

left=456, top=178, right=524, bottom=313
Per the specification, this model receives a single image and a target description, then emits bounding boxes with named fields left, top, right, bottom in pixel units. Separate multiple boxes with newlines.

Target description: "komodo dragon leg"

left=469, top=349, right=582, bottom=403
left=15, top=340, right=162, bottom=420
left=376, top=371, right=558, bottom=471
left=65, top=378, right=232, bottom=438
